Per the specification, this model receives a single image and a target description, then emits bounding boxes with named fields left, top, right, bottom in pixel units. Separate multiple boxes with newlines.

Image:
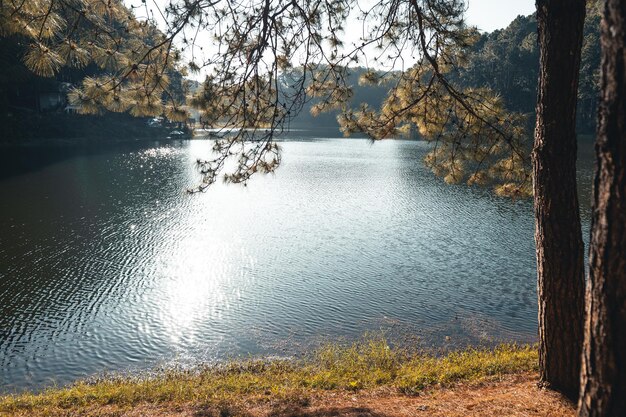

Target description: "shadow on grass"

left=193, top=399, right=391, bottom=417
left=270, top=407, right=389, bottom=417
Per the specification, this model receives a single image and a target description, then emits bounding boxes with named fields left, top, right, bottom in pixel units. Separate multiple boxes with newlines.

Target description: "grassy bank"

left=0, top=339, right=538, bottom=416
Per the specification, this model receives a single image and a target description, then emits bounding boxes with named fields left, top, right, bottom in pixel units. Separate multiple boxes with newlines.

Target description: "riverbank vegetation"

left=0, top=340, right=542, bottom=416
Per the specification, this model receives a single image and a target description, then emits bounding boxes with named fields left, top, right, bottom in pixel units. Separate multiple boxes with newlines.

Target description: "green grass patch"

left=0, top=338, right=537, bottom=415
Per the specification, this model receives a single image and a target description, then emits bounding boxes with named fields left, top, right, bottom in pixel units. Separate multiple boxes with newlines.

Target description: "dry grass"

left=0, top=373, right=574, bottom=417
left=0, top=339, right=568, bottom=417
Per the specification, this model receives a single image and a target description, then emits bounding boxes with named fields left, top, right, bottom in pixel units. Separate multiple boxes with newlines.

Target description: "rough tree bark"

left=578, top=0, right=626, bottom=415
left=533, top=0, right=586, bottom=401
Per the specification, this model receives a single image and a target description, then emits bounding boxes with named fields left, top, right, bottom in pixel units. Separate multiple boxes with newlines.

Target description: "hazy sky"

left=132, top=0, right=537, bottom=33
left=465, top=0, right=535, bottom=32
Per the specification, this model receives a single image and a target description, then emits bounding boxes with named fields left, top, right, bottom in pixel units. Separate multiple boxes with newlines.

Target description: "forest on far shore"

left=0, top=11, right=600, bottom=141
left=291, top=12, right=600, bottom=134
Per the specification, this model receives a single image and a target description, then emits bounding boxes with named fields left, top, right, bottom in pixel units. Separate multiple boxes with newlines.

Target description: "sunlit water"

left=0, top=134, right=593, bottom=392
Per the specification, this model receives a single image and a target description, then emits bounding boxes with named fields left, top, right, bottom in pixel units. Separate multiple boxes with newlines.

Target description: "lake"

left=0, top=133, right=594, bottom=392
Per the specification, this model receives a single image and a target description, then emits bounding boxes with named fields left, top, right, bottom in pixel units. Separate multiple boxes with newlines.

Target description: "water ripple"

left=0, top=137, right=593, bottom=392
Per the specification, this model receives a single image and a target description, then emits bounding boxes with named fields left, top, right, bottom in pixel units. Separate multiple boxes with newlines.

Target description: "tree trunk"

left=578, top=1, right=626, bottom=415
left=533, top=0, right=586, bottom=401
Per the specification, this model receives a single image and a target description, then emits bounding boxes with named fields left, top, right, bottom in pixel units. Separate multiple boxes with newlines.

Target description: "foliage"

left=1, top=1, right=601, bottom=194
left=577, top=8, right=601, bottom=131
left=0, top=338, right=537, bottom=416
left=0, top=0, right=187, bottom=118
left=289, top=11, right=600, bottom=136
left=453, top=10, right=600, bottom=133
left=338, top=64, right=530, bottom=196
left=170, top=0, right=533, bottom=195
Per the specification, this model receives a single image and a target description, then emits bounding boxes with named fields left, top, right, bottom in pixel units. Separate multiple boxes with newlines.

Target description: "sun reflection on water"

left=152, top=174, right=258, bottom=350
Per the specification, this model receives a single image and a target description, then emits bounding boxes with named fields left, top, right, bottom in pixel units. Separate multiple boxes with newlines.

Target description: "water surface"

left=0, top=135, right=593, bottom=391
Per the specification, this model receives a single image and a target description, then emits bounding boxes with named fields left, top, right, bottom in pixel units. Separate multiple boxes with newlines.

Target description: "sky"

left=129, top=0, right=537, bottom=32
left=465, top=0, right=535, bottom=32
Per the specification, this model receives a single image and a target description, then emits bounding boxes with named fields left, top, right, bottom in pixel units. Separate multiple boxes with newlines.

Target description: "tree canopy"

left=1, top=0, right=187, bottom=119
left=0, top=1, right=601, bottom=196
left=157, top=0, right=531, bottom=194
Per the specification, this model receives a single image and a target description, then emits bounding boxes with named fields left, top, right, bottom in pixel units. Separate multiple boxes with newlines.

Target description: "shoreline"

left=0, top=341, right=566, bottom=417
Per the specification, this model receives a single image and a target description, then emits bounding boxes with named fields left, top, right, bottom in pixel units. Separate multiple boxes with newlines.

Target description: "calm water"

left=0, top=135, right=593, bottom=392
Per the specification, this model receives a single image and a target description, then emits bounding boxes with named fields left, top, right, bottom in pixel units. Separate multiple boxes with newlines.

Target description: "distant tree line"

left=289, top=11, right=600, bottom=135
left=454, top=10, right=600, bottom=134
